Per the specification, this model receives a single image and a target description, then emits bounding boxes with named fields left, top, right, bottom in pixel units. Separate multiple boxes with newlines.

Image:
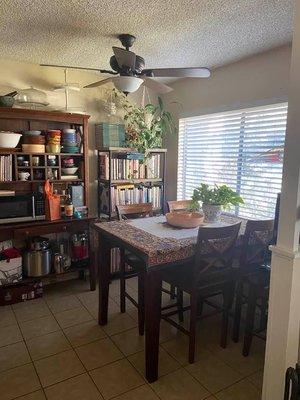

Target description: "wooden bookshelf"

left=97, top=147, right=167, bottom=219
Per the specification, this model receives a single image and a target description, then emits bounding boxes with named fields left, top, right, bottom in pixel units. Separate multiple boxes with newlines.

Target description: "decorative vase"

left=202, top=204, right=222, bottom=223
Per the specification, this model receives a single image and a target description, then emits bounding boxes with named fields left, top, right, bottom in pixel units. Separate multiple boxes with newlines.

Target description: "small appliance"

left=0, top=193, right=45, bottom=224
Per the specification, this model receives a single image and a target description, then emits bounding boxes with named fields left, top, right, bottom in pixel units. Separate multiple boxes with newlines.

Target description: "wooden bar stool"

left=161, top=222, right=241, bottom=363
left=116, top=203, right=153, bottom=335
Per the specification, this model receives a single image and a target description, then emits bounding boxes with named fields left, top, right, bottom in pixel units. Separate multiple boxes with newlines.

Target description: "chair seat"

left=162, top=263, right=236, bottom=295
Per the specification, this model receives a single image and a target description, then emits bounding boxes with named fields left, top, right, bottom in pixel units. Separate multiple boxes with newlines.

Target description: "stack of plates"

left=62, top=129, right=79, bottom=153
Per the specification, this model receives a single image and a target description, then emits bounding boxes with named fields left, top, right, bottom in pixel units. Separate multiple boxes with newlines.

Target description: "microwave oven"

left=0, top=193, right=45, bottom=224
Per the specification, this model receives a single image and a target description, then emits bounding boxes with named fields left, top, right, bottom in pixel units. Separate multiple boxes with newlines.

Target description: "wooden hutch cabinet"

left=0, top=108, right=96, bottom=291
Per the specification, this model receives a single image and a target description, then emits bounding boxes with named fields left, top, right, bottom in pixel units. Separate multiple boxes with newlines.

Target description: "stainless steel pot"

left=23, top=249, right=51, bottom=277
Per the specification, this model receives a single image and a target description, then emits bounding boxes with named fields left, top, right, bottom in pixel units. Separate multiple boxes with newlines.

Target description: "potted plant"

left=189, top=183, right=244, bottom=222
left=110, top=89, right=175, bottom=157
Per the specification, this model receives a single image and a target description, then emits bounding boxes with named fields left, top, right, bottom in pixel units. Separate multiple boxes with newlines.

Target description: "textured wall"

left=163, top=45, right=292, bottom=201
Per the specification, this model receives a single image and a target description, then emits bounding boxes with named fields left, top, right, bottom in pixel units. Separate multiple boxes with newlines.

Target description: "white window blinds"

left=178, top=103, right=288, bottom=219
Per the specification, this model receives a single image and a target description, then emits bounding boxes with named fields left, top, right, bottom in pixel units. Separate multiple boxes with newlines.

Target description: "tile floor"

left=0, top=277, right=265, bottom=400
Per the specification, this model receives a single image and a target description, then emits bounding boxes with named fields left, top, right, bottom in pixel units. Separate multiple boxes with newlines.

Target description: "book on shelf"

left=0, top=155, right=12, bottom=182
left=100, top=183, right=162, bottom=214
left=99, top=152, right=161, bottom=181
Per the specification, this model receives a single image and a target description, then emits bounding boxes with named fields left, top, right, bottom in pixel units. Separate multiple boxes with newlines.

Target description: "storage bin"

left=95, top=123, right=125, bottom=148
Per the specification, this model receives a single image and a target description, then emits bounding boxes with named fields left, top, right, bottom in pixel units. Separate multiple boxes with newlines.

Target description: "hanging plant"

left=110, top=89, right=176, bottom=157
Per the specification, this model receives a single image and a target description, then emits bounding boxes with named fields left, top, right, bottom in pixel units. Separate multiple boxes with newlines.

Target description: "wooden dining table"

left=93, top=214, right=246, bottom=382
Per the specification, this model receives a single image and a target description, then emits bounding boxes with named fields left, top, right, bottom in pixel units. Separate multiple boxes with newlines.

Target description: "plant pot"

left=202, top=204, right=222, bottom=223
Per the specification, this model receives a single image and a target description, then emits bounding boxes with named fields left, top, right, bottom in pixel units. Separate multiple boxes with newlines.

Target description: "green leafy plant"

left=110, top=89, right=175, bottom=156
left=189, top=183, right=244, bottom=211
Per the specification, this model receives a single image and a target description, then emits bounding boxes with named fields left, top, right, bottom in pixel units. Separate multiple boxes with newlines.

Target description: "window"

left=178, top=103, right=288, bottom=219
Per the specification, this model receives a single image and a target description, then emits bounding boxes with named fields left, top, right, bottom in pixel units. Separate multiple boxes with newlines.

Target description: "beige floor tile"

left=20, top=315, right=60, bottom=340
left=64, top=320, right=106, bottom=347
left=0, top=363, right=41, bottom=400
left=45, top=373, right=103, bottom=400
left=159, top=320, right=183, bottom=344
left=14, top=300, right=51, bottom=322
left=150, top=368, right=209, bottom=400
left=0, top=306, right=17, bottom=328
left=34, top=349, right=84, bottom=387
left=54, top=306, right=93, bottom=328
left=185, top=350, right=243, bottom=393
left=16, top=391, right=46, bottom=400
left=111, top=328, right=145, bottom=356
left=247, top=369, right=264, bottom=390
left=211, top=339, right=265, bottom=377
left=90, top=358, right=144, bottom=399
left=75, top=338, right=123, bottom=370
left=161, top=333, right=207, bottom=366
left=112, top=384, right=160, bottom=400
left=128, top=347, right=180, bottom=378
left=77, top=290, right=99, bottom=307
left=102, top=312, right=137, bottom=336
left=215, top=379, right=261, bottom=400
left=26, top=330, right=71, bottom=360
left=0, top=341, right=31, bottom=372
left=46, top=294, right=82, bottom=313
left=0, top=324, right=23, bottom=348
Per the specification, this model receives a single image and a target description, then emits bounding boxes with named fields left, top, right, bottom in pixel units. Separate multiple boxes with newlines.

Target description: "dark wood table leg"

left=145, top=269, right=162, bottom=383
left=88, top=227, right=96, bottom=291
left=98, top=234, right=111, bottom=325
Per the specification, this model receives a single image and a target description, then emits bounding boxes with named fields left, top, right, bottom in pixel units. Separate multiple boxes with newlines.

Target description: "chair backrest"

left=239, top=219, right=274, bottom=267
left=194, top=222, right=241, bottom=277
left=167, top=200, right=193, bottom=212
left=116, top=203, right=153, bottom=220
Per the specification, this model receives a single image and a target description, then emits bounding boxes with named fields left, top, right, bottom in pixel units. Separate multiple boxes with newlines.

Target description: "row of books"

left=99, top=153, right=161, bottom=180
left=110, top=248, right=134, bottom=274
left=0, top=155, right=12, bottom=181
left=100, top=184, right=162, bottom=213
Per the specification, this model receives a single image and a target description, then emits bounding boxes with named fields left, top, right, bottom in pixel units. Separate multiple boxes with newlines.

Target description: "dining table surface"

left=93, top=213, right=246, bottom=382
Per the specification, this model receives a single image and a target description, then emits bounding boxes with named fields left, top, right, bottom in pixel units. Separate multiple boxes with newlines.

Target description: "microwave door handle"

left=32, top=195, right=36, bottom=219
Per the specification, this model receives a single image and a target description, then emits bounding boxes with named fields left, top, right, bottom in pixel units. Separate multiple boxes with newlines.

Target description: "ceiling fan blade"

left=143, top=67, right=211, bottom=78
left=41, top=64, right=102, bottom=72
left=84, top=78, right=112, bottom=89
left=142, top=77, right=173, bottom=94
left=113, top=47, right=136, bottom=69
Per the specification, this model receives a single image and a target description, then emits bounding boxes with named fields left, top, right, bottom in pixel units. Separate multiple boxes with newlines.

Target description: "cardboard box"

left=0, top=280, right=43, bottom=305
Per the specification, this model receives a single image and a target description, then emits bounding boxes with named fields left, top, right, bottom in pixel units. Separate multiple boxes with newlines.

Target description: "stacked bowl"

left=62, top=129, right=79, bottom=153
left=22, top=130, right=45, bottom=153
left=46, top=130, right=61, bottom=153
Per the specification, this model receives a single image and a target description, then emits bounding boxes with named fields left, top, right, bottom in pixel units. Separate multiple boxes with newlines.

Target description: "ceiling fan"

left=41, top=34, right=211, bottom=94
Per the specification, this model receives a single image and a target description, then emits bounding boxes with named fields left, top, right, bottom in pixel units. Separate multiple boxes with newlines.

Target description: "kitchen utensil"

left=29, top=236, right=50, bottom=251
left=0, top=132, right=22, bottom=148
left=23, top=249, right=51, bottom=277
left=15, top=87, right=49, bottom=107
left=165, top=211, right=204, bottom=228
left=61, top=167, right=78, bottom=175
left=22, top=135, right=45, bottom=144
left=47, top=155, right=57, bottom=166
left=46, top=144, right=61, bottom=153
left=32, top=156, right=40, bottom=166
left=18, top=172, right=30, bottom=181
left=22, top=144, right=45, bottom=153
left=22, top=130, right=41, bottom=136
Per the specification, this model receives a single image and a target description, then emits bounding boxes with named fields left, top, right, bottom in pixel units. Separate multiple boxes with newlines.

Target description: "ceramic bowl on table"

left=166, top=211, right=204, bottom=229
left=61, top=167, right=78, bottom=175
left=0, top=131, right=22, bottom=148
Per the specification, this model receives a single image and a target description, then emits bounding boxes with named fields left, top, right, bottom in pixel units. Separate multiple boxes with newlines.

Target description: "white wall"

left=0, top=59, right=156, bottom=215
left=163, top=44, right=292, bottom=201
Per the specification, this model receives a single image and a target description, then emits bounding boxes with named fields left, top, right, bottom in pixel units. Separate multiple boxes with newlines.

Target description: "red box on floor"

left=0, top=280, right=43, bottom=306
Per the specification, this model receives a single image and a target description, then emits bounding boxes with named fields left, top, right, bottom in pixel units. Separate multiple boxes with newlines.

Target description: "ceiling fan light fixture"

left=113, top=76, right=143, bottom=93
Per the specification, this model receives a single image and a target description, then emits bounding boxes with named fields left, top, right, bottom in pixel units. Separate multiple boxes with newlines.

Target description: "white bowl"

left=61, top=167, right=78, bottom=175
left=0, top=132, right=22, bottom=148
